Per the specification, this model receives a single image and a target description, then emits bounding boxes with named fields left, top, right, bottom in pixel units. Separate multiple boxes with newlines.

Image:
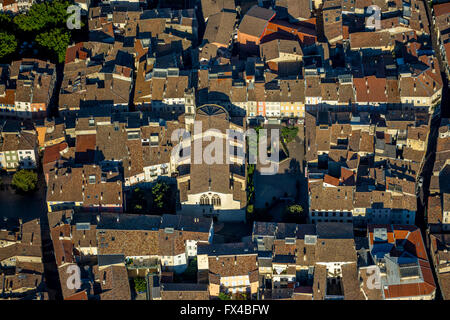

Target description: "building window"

left=212, top=194, right=221, bottom=206
left=200, top=195, right=210, bottom=205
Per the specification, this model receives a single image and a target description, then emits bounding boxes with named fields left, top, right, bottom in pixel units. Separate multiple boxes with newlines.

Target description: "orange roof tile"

left=323, top=174, right=340, bottom=186
left=65, top=290, right=88, bottom=300
left=75, top=134, right=96, bottom=153
left=43, top=142, right=68, bottom=165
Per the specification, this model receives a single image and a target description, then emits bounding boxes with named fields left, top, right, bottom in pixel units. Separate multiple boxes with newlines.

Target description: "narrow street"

left=416, top=113, right=442, bottom=300
left=0, top=169, right=63, bottom=300
left=414, top=0, right=449, bottom=300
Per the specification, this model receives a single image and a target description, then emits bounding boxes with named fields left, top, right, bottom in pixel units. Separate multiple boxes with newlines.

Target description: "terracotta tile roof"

left=315, top=238, right=357, bottom=263
left=354, top=76, right=387, bottom=103
left=305, top=76, right=321, bottom=97
left=402, top=146, right=425, bottom=163
left=321, top=82, right=339, bottom=101
left=0, top=89, right=15, bottom=105
left=433, top=2, right=450, bottom=17
left=43, top=142, right=68, bottom=165
left=65, top=290, right=88, bottom=300
left=342, top=262, right=365, bottom=299
left=368, top=224, right=436, bottom=299
left=160, top=283, right=210, bottom=300
left=208, top=253, right=259, bottom=278
left=350, top=31, right=392, bottom=49
left=338, top=83, right=355, bottom=104
left=65, top=42, right=88, bottom=64
left=201, top=0, right=235, bottom=20
left=238, top=5, right=275, bottom=38
left=312, top=264, right=327, bottom=299
left=203, top=11, right=236, bottom=47
left=0, top=131, right=37, bottom=152
left=46, top=165, right=123, bottom=207
left=275, top=0, right=312, bottom=20
left=97, top=214, right=160, bottom=256
left=323, top=174, right=340, bottom=186
left=309, top=184, right=354, bottom=211
left=97, top=264, right=132, bottom=300
left=2, top=272, right=44, bottom=294
left=50, top=224, right=75, bottom=266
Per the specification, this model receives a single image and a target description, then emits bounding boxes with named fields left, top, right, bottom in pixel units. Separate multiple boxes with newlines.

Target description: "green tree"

left=129, top=187, right=147, bottom=214
left=284, top=204, right=303, bottom=223
left=0, top=13, right=13, bottom=29
left=247, top=164, right=255, bottom=176
left=36, top=28, right=70, bottom=63
left=287, top=204, right=303, bottom=214
left=12, top=170, right=38, bottom=192
left=46, top=0, right=71, bottom=25
left=133, top=277, right=147, bottom=293
left=281, top=126, right=299, bottom=144
left=0, top=32, right=17, bottom=59
left=218, top=292, right=231, bottom=300
left=151, top=181, right=170, bottom=210
left=13, top=1, right=71, bottom=32
left=14, top=5, right=47, bottom=31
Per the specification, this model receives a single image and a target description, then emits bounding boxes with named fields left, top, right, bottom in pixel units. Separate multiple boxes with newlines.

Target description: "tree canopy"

left=0, top=32, right=17, bottom=59
left=281, top=126, right=299, bottom=144
left=151, top=182, right=170, bottom=210
left=11, top=170, right=38, bottom=193
left=129, top=187, right=148, bottom=214
left=0, top=13, right=13, bottom=29
left=1, top=1, right=73, bottom=63
left=133, top=277, right=147, bottom=293
left=13, top=1, right=71, bottom=32
left=218, top=292, right=232, bottom=300
left=287, top=204, right=303, bottom=214
left=36, top=28, right=71, bottom=63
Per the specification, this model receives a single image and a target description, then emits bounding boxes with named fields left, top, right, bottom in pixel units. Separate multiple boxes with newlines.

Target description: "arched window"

left=200, top=195, right=210, bottom=205
left=212, top=194, right=221, bottom=207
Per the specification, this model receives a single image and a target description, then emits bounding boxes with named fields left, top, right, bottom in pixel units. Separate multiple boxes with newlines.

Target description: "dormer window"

left=150, top=133, right=159, bottom=146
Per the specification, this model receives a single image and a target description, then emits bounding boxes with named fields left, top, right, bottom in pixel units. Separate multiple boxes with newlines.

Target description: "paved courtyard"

left=254, top=124, right=308, bottom=222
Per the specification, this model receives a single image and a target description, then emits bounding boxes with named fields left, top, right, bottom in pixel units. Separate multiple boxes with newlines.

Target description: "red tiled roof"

left=323, top=174, right=340, bottom=186
left=383, top=281, right=435, bottom=299
left=65, top=290, right=88, bottom=300
left=433, top=2, right=450, bottom=17
left=75, top=134, right=96, bottom=153
left=0, top=89, right=15, bottom=105
left=340, top=167, right=355, bottom=186
left=368, top=224, right=436, bottom=299
left=43, top=142, right=68, bottom=165
left=65, top=42, right=87, bottom=64
left=354, top=76, right=388, bottom=103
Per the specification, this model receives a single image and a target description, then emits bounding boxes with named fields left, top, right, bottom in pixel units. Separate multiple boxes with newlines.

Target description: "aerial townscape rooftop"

left=0, top=0, right=449, bottom=310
